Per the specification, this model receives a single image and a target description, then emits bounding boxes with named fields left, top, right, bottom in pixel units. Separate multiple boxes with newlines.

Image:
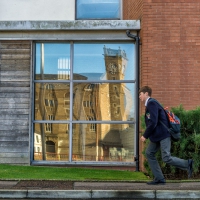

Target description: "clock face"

left=108, top=63, right=117, bottom=74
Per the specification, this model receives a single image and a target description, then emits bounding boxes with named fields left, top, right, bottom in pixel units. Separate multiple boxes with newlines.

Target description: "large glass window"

left=33, top=42, right=136, bottom=164
left=76, top=0, right=121, bottom=20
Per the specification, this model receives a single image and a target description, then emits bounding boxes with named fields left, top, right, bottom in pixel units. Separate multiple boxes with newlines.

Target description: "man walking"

left=139, top=86, right=193, bottom=185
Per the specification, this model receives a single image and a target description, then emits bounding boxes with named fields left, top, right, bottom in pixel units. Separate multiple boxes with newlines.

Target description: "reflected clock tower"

left=103, top=46, right=128, bottom=123
left=104, top=45, right=127, bottom=81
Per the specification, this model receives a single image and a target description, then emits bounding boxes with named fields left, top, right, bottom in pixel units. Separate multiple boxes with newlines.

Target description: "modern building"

left=0, top=0, right=200, bottom=171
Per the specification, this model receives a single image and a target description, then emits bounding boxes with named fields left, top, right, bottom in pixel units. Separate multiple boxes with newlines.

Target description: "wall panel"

left=0, top=41, right=31, bottom=165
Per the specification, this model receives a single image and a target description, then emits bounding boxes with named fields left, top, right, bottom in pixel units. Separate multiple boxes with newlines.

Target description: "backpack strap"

left=148, top=98, right=170, bottom=131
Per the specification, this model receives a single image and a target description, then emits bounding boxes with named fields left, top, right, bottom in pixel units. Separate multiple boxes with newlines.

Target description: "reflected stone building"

left=34, top=46, right=134, bottom=162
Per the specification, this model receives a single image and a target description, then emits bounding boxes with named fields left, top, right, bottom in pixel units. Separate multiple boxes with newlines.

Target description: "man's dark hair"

left=139, top=86, right=152, bottom=97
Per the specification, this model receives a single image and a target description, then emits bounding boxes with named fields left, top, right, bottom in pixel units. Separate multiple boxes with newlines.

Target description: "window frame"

left=32, top=40, right=137, bottom=166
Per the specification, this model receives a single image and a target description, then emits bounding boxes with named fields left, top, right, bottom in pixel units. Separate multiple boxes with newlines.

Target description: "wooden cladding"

left=0, top=41, right=31, bottom=164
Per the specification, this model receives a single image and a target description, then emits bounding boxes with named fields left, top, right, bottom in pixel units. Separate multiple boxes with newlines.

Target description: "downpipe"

left=126, top=30, right=140, bottom=172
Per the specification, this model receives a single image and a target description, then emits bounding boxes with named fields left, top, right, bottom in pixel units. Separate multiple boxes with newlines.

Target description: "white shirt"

left=145, top=97, right=150, bottom=107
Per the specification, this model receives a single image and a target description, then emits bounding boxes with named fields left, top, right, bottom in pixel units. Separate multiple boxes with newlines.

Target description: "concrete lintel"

left=0, top=30, right=138, bottom=41
left=0, top=20, right=140, bottom=31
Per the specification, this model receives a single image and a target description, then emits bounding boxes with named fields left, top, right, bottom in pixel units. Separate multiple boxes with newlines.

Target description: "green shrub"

left=141, top=105, right=200, bottom=179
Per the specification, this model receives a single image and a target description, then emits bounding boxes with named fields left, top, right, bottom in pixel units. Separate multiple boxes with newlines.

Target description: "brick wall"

left=124, top=0, right=200, bottom=171
left=123, top=0, right=143, bottom=20
left=124, top=0, right=200, bottom=110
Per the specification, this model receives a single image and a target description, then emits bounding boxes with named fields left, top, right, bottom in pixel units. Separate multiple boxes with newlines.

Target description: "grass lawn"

left=0, top=164, right=148, bottom=181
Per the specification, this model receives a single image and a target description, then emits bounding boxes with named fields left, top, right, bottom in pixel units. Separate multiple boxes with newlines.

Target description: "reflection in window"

left=34, top=42, right=136, bottom=164
left=58, top=58, right=70, bottom=80
left=34, top=124, right=69, bottom=161
left=45, top=99, right=54, bottom=107
left=64, top=93, right=70, bottom=99
left=48, top=115, right=53, bottom=120
left=49, top=100, right=54, bottom=107
left=45, top=99, right=48, bottom=106
left=72, top=123, right=134, bottom=162
left=35, top=107, right=38, bottom=115
left=35, top=43, right=70, bottom=80
left=84, top=84, right=94, bottom=91
left=64, top=101, right=70, bottom=107
left=34, top=83, right=70, bottom=121
left=73, top=44, right=134, bottom=81
left=83, top=101, right=91, bottom=107
left=114, top=86, right=119, bottom=97
left=45, top=123, right=52, bottom=132
left=36, top=136, right=39, bottom=143
left=46, top=84, right=53, bottom=90
left=73, top=83, right=134, bottom=121
left=46, top=141, right=55, bottom=153
left=90, top=123, right=96, bottom=132
left=35, top=92, right=39, bottom=100
left=115, top=107, right=120, bottom=116
left=76, top=0, right=120, bottom=20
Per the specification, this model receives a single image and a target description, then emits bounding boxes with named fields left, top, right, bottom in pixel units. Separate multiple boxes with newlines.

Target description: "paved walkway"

left=0, top=180, right=200, bottom=199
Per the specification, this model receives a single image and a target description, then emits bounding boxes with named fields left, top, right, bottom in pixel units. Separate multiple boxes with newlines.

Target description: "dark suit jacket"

left=143, top=98, right=171, bottom=142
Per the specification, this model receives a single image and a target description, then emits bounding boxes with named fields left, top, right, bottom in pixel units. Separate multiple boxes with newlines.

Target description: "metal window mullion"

left=135, top=36, right=140, bottom=171
left=41, top=44, right=44, bottom=80
left=40, top=43, right=46, bottom=160
left=33, top=120, right=135, bottom=124
left=30, top=41, right=34, bottom=163
left=69, top=42, right=74, bottom=162
left=34, top=80, right=71, bottom=83
left=34, top=80, right=135, bottom=83
left=120, top=0, right=122, bottom=20
left=73, top=80, right=136, bottom=83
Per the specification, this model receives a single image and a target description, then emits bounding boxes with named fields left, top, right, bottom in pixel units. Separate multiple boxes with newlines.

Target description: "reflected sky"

left=35, top=43, right=70, bottom=75
left=35, top=42, right=136, bottom=117
left=35, top=43, right=135, bottom=81
left=74, top=43, right=135, bottom=80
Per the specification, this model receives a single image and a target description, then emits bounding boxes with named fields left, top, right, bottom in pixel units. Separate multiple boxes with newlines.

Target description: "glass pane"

left=74, top=43, right=135, bottom=80
left=34, top=123, right=69, bottom=161
left=34, top=83, right=70, bottom=120
left=35, top=43, right=70, bottom=80
left=73, top=83, right=135, bottom=121
left=72, top=123, right=134, bottom=162
left=76, top=0, right=120, bottom=19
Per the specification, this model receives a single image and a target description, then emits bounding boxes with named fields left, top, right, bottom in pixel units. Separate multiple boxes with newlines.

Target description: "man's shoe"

left=188, top=159, right=193, bottom=178
left=146, top=179, right=166, bottom=185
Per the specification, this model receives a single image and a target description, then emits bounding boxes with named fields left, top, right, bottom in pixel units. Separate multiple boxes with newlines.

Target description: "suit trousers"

left=145, top=137, right=188, bottom=181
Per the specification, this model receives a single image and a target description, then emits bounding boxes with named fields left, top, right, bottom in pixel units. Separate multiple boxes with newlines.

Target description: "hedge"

left=141, top=105, right=200, bottom=179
